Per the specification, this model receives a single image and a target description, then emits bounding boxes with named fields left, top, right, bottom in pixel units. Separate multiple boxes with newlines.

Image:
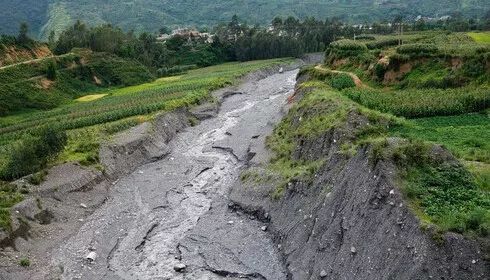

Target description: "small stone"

left=471, top=259, right=477, bottom=264
left=228, top=202, right=235, bottom=208
left=264, top=212, right=269, bottom=219
left=78, top=219, right=84, bottom=222
left=320, top=270, right=328, bottom=278
left=261, top=226, right=267, bottom=231
left=350, top=246, right=357, bottom=254
left=174, top=263, right=186, bottom=272
left=80, top=203, right=88, bottom=209
left=225, top=131, right=232, bottom=136
left=138, top=171, right=144, bottom=174
left=85, top=252, right=97, bottom=262
left=227, top=220, right=234, bottom=224
left=389, top=189, right=395, bottom=195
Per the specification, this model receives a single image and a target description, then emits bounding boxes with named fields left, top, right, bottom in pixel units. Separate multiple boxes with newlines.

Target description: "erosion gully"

left=51, top=69, right=299, bottom=279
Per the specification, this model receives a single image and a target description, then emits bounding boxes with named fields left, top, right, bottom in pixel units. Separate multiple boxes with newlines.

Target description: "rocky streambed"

left=0, top=65, right=301, bottom=280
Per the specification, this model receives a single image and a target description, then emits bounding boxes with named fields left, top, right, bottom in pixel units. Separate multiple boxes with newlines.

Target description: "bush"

left=374, top=63, right=387, bottom=80
left=19, top=258, right=30, bottom=267
left=330, top=74, right=356, bottom=90
left=396, top=43, right=439, bottom=57
left=0, top=126, right=67, bottom=180
left=0, top=181, right=23, bottom=230
left=326, top=39, right=368, bottom=59
left=45, top=60, right=57, bottom=80
left=366, top=38, right=399, bottom=49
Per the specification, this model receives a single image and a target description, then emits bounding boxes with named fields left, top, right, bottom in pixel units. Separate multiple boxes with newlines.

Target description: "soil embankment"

left=229, top=72, right=489, bottom=280
left=0, top=60, right=310, bottom=279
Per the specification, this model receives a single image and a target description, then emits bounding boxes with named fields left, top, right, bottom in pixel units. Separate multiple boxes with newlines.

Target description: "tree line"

left=4, top=13, right=489, bottom=74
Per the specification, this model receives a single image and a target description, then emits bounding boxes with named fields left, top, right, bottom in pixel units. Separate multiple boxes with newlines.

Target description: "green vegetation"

left=19, top=258, right=30, bottom=267
left=392, top=112, right=490, bottom=163
left=0, top=181, right=24, bottom=231
left=0, top=50, right=154, bottom=116
left=318, top=32, right=490, bottom=236
left=0, top=58, right=292, bottom=180
left=2, top=0, right=489, bottom=39
left=468, top=32, right=490, bottom=44
left=265, top=71, right=400, bottom=199
left=404, top=163, right=489, bottom=236
left=343, top=87, right=489, bottom=118
left=0, top=126, right=67, bottom=180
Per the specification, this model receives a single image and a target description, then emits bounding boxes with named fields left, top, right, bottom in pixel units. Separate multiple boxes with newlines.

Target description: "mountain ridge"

left=1, top=0, right=489, bottom=39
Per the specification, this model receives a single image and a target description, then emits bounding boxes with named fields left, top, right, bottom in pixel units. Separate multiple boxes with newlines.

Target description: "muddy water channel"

left=52, top=69, right=299, bottom=279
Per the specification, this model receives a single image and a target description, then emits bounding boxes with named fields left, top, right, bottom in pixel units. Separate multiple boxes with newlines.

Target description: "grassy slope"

left=265, top=66, right=489, bottom=236
left=1, top=0, right=489, bottom=38
left=319, top=32, right=490, bottom=235
left=0, top=50, right=154, bottom=116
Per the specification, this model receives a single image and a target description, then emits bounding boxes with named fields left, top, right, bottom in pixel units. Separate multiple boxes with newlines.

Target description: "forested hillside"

left=1, top=0, right=489, bottom=39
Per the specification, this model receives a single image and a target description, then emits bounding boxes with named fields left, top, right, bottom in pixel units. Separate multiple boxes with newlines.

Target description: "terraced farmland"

left=0, top=58, right=292, bottom=178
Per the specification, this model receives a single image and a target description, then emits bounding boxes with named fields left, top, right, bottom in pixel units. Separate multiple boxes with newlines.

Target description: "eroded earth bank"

left=1, top=64, right=302, bottom=279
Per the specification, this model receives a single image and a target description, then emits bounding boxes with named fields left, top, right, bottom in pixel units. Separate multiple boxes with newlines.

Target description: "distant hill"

left=1, top=0, right=489, bottom=39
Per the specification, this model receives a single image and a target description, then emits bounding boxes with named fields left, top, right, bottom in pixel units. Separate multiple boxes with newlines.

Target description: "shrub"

left=0, top=181, right=23, bottom=230
left=396, top=43, right=439, bottom=57
left=0, top=126, right=67, bottom=180
left=374, top=63, right=387, bottom=80
left=326, top=39, right=368, bottom=59
left=45, top=60, right=57, bottom=80
left=366, top=38, right=399, bottom=49
left=19, top=258, right=30, bottom=267
left=330, top=74, right=356, bottom=90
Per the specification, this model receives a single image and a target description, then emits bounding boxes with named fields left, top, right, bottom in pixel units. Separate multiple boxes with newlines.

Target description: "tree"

left=159, top=26, right=171, bottom=35
left=17, top=22, right=30, bottom=45
left=46, top=61, right=57, bottom=80
left=48, top=31, right=56, bottom=50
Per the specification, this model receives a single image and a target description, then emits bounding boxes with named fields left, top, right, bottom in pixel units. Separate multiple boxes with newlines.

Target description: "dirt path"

left=41, top=69, right=298, bottom=279
left=314, top=65, right=367, bottom=88
left=0, top=53, right=73, bottom=71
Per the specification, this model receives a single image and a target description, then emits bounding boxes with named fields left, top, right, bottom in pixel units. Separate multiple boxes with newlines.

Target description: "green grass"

left=19, top=258, right=30, bottom=267
left=468, top=32, right=490, bottom=44
left=265, top=74, right=400, bottom=199
left=391, top=112, right=490, bottom=163
left=403, top=162, right=489, bottom=236
left=0, top=181, right=24, bottom=231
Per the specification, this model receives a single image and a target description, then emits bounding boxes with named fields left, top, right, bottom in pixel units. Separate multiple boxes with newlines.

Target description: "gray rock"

left=85, top=252, right=97, bottom=262
left=173, top=263, right=186, bottom=272
left=320, top=270, right=328, bottom=277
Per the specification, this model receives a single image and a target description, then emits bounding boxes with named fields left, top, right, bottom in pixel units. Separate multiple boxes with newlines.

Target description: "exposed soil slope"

left=229, top=72, right=489, bottom=280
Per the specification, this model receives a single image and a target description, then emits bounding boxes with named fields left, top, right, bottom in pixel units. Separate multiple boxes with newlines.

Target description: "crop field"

left=468, top=32, right=490, bottom=44
left=0, top=58, right=291, bottom=178
left=316, top=31, right=490, bottom=235
left=343, top=87, right=489, bottom=118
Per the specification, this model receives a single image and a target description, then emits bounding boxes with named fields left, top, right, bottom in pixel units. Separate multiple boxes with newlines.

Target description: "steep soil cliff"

left=229, top=72, right=489, bottom=280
